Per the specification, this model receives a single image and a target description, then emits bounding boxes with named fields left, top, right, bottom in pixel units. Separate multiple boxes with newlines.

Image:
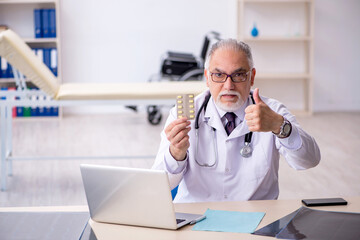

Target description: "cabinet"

left=0, top=0, right=61, bottom=117
left=237, top=0, right=314, bottom=113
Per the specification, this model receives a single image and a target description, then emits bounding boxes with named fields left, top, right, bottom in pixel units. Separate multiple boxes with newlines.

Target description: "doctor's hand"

left=165, top=117, right=191, bottom=161
left=245, top=88, right=283, bottom=134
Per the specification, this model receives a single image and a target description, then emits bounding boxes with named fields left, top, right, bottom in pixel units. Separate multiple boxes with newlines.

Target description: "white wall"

left=313, top=0, right=360, bottom=111
left=59, top=0, right=360, bottom=113
left=60, top=0, right=237, bottom=84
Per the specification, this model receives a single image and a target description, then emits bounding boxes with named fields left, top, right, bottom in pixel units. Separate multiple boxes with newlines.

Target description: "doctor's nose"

left=223, top=76, right=235, bottom=90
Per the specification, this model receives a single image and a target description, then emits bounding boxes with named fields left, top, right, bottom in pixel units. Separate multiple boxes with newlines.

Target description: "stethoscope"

left=194, top=91, right=255, bottom=167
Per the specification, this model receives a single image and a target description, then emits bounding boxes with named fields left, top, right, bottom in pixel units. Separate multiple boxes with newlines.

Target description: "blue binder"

left=52, top=106, right=59, bottom=116
left=43, top=48, right=51, bottom=70
left=50, top=48, right=58, bottom=76
left=1, top=57, right=8, bottom=78
left=16, top=107, right=24, bottom=117
left=49, top=9, right=56, bottom=38
left=7, top=63, right=14, bottom=78
left=30, top=89, right=38, bottom=117
left=42, top=9, right=50, bottom=38
left=37, top=95, right=45, bottom=116
left=34, top=9, right=43, bottom=38
left=44, top=95, right=52, bottom=116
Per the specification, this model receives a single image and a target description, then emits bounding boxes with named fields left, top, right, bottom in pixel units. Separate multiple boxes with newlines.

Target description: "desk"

left=89, top=197, right=360, bottom=240
left=1, top=197, right=359, bottom=240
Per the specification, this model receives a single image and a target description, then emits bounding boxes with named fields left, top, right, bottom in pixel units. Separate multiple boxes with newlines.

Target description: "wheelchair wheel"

left=147, top=105, right=162, bottom=125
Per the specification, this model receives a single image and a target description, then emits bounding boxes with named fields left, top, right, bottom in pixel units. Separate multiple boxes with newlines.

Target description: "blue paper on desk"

left=192, top=209, right=265, bottom=233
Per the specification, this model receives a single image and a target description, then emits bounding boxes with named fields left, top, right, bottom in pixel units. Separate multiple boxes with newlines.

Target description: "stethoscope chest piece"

left=240, top=142, right=252, bottom=158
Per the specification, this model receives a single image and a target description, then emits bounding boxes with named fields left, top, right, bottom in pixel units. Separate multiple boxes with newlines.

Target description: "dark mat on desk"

left=0, top=211, right=89, bottom=240
left=252, top=208, right=300, bottom=237
left=254, top=207, right=360, bottom=240
left=276, top=207, right=360, bottom=240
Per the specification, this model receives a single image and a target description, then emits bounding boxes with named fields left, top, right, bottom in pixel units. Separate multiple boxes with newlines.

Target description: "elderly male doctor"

left=152, top=39, right=321, bottom=203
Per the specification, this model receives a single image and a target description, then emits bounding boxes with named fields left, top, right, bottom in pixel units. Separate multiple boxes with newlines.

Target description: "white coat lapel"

left=203, top=98, right=227, bottom=136
left=227, top=94, right=254, bottom=140
left=228, top=120, right=250, bottom=139
left=201, top=94, right=254, bottom=139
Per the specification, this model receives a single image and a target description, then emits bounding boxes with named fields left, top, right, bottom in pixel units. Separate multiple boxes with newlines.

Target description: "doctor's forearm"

left=282, top=129, right=321, bottom=170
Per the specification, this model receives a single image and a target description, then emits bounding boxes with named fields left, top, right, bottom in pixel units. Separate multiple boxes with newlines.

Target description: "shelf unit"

left=0, top=0, right=61, bottom=117
left=237, top=0, right=314, bottom=114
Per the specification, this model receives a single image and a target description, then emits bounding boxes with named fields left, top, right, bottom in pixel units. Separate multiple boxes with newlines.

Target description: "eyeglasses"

left=210, top=69, right=252, bottom=83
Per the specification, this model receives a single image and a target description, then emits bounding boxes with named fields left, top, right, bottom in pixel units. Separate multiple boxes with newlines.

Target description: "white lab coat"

left=152, top=90, right=321, bottom=203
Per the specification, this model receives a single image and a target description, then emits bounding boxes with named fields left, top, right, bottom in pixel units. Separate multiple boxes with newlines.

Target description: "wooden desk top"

left=89, top=197, right=360, bottom=240
left=1, top=198, right=359, bottom=240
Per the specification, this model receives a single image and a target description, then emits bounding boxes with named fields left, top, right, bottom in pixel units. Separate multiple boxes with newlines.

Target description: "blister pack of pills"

left=176, top=94, right=195, bottom=120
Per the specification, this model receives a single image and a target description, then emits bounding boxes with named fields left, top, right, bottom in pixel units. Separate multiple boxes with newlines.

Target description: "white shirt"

left=152, top=90, right=321, bottom=203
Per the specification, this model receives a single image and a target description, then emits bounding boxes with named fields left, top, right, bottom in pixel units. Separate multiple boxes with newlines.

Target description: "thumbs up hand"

left=245, top=88, right=284, bottom=133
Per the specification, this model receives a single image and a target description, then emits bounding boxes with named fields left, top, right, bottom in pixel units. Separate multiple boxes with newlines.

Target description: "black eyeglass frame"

left=210, top=69, right=252, bottom=83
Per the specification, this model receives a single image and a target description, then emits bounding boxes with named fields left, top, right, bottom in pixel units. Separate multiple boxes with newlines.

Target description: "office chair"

left=171, top=185, right=179, bottom=200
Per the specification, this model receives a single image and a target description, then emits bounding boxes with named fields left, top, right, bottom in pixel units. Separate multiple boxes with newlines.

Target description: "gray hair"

left=204, top=39, right=254, bottom=70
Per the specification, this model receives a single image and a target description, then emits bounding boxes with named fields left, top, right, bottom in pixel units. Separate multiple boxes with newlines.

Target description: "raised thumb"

left=253, top=88, right=263, bottom=104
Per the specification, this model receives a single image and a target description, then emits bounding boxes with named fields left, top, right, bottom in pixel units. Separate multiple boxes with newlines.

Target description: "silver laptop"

left=80, top=164, right=205, bottom=230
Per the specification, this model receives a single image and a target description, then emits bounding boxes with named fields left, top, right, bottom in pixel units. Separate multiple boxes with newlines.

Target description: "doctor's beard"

left=215, top=90, right=245, bottom=112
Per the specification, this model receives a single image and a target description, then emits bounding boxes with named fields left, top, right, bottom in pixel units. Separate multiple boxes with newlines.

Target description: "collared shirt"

left=152, top=90, right=321, bottom=203
left=218, top=97, right=249, bottom=128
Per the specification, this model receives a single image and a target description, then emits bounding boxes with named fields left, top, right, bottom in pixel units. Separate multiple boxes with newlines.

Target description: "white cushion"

left=56, top=81, right=207, bottom=100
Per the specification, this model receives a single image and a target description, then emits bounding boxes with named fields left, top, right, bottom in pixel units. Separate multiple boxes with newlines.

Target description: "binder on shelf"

left=35, top=48, right=43, bottom=63
left=31, top=49, right=37, bottom=63
left=7, top=63, right=14, bottom=78
left=52, top=106, right=59, bottom=117
left=30, top=89, right=38, bottom=117
left=33, top=47, right=56, bottom=76
left=1, top=57, right=8, bottom=78
left=16, top=100, right=24, bottom=117
left=44, top=95, right=52, bottom=116
left=49, top=9, right=56, bottom=38
left=44, top=95, right=58, bottom=116
left=37, top=95, right=45, bottom=116
left=42, top=9, right=50, bottom=38
left=23, top=105, right=31, bottom=117
left=43, top=48, right=51, bottom=70
left=50, top=48, right=58, bottom=76
left=34, top=9, right=43, bottom=38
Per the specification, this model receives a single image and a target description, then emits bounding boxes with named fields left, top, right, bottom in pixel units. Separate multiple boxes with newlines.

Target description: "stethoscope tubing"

left=194, top=91, right=255, bottom=167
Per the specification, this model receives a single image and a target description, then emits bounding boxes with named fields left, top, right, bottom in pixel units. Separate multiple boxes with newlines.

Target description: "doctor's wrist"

left=272, top=117, right=292, bottom=139
left=169, top=147, right=188, bottom=161
left=271, top=114, right=284, bottom=134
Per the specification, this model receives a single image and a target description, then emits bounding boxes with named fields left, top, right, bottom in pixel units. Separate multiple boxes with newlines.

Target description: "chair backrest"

left=0, top=29, right=60, bottom=98
left=171, top=185, right=179, bottom=200
left=200, top=31, right=221, bottom=62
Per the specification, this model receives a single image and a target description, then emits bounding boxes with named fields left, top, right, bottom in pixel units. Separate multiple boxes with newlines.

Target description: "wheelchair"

left=145, top=31, right=221, bottom=125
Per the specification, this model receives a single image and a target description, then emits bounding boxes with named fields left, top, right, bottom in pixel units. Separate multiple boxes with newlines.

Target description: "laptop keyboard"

left=176, top=219, right=186, bottom=224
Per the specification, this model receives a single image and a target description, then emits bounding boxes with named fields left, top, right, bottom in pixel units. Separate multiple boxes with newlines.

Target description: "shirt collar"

left=215, top=96, right=250, bottom=122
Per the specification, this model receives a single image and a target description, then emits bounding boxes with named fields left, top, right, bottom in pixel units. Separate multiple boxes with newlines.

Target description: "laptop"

left=80, top=164, right=205, bottom=230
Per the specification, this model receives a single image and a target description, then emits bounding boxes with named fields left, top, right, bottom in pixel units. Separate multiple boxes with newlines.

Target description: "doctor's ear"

left=204, top=69, right=210, bottom=87
left=250, top=68, right=256, bottom=86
